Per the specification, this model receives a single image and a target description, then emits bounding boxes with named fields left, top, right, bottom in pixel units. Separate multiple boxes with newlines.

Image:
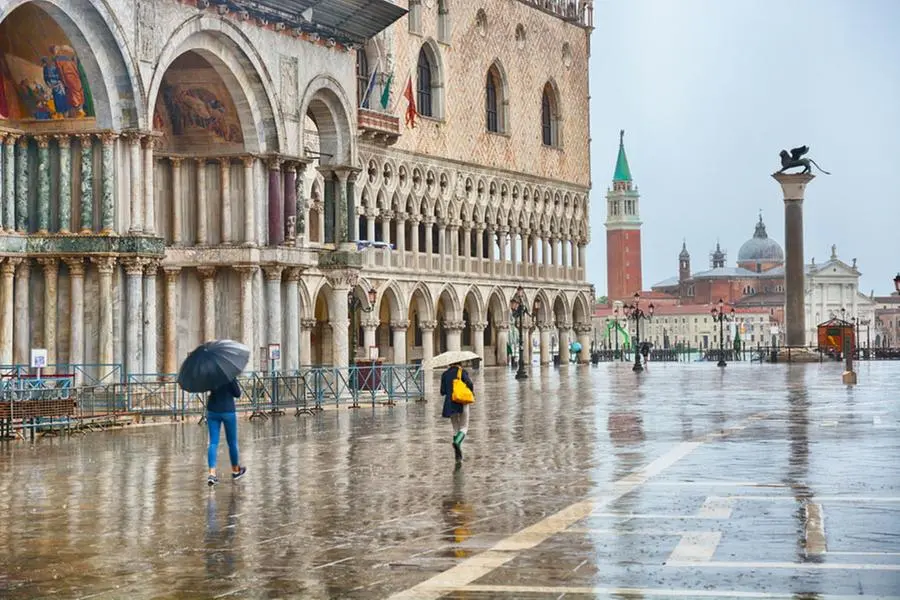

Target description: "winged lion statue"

left=778, top=145, right=830, bottom=175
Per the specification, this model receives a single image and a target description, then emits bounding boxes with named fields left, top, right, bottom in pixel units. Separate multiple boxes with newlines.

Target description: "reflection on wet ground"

left=1, top=362, right=899, bottom=599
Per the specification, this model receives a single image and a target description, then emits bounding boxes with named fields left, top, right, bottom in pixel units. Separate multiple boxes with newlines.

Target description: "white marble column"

left=496, top=323, right=509, bottom=367
left=366, top=210, right=376, bottom=242
left=0, top=258, right=20, bottom=364
left=236, top=266, right=257, bottom=371
left=445, top=320, right=464, bottom=352
left=242, top=155, right=256, bottom=246
left=170, top=158, right=183, bottom=244
left=198, top=265, right=216, bottom=342
left=362, top=317, right=378, bottom=358
left=391, top=320, right=408, bottom=364
left=558, top=325, right=571, bottom=364
left=127, top=133, right=143, bottom=233
left=539, top=324, right=551, bottom=365
left=532, top=235, right=540, bottom=278
left=38, top=258, right=59, bottom=370
left=486, top=226, right=495, bottom=261
left=576, top=325, right=592, bottom=364
left=300, top=319, right=316, bottom=367
left=143, top=260, right=159, bottom=374
left=578, top=243, right=586, bottom=276
left=263, top=265, right=283, bottom=364
left=162, top=267, right=181, bottom=376
left=420, top=320, right=436, bottom=368
left=395, top=214, right=407, bottom=258
left=284, top=267, right=300, bottom=371
left=143, top=136, right=156, bottom=235
left=326, top=270, right=355, bottom=368
left=13, top=259, right=30, bottom=365
left=424, top=218, right=434, bottom=260
left=472, top=321, right=486, bottom=363
left=63, top=258, right=85, bottom=383
left=123, top=258, right=145, bottom=375
left=93, top=257, right=116, bottom=368
left=196, top=158, right=208, bottom=244
left=220, top=158, right=232, bottom=244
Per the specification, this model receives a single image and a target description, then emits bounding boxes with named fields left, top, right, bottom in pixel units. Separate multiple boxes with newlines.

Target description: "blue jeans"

left=207, top=411, right=239, bottom=470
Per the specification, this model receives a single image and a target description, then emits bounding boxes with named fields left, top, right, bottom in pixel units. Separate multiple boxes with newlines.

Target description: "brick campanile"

left=605, top=130, right=643, bottom=302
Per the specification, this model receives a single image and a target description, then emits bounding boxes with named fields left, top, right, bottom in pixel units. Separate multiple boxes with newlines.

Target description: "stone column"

left=0, top=258, right=20, bottom=364
left=236, top=266, right=257, bottom=371
left=267, top=157, right=284, bottom=246
left=127, top=133, right=143, bottom=233
left=122, top=258, right=145, bottom=375
left=576, top=324, right=592, bottom=364
left=99, top=133, right=116, bottom=233
left=498, top=228, right=508, bottom=265
left=263, top=265, right=283, bottom=363
left=325, top=269, right=356, bottom=368
left=424, top=217, right=434, bottom=259
left=448, top=225, right=459, bottom=271
left=391, top=320, right=408, bottom=364
left=295, top=163, right=307, bottom=247
left=345, top=171, right=359, bottom=245
left=284, top=267, right=300, bottom=371
left=462, top=224, right=471, bottom=259
left=2, top=135, right=15, bottom=231
left=63, top=258, right=85, bottom=384
left=472, top=321, right=486, bottom=364
left=362, top=317, right=379, bottom=356
left=78, top=134, right=94, bottom=233
left=496, top=323, right=509, bottom=367
left=0, top=133, right=6, bottom=231
left=241, top=155, right=256, bottom=246
left=476, top=225, right=485, bottom=261
left=92, top=257, right=115, bottom=367
left=143, top=261, right=159, bottom=375
left=578, top=243, right=586, bottom=277
left=143, top=136, right=156, bottom=235
left=196, top=158, right=208, bottom=244
left=558, top=324, right=571, bottom=364
left=300, top=319, right=316, bottom=367
left=408, top=216, right=420, bottom=253
left=539, top=324, right=552, bottom=365
left=420, top=320, right=436, bottom=368
left=13, top=259, right=30, bottom=364
left=198, top=266, right=216, bottom=342
left=37, top=258, right=59, bottom=369
left=509, top=229, right=518, bottom=273
left=56, top=135, right=73, bottom=233
left=15, top=136, right=28, bottom=232
left=532, top=235, right=540, bottom=278
left=220, top=158, right=232, bottom=244
left=366, top=210, right=376, bottom=242
left=35, top=136, right=51, bottom=232
left=773, top=172, right=815, bottom=347
left=383, top=210, right=393, bottom=247
left=170, top=158, right=183, bottom=244
left=543, top=237, right=551, bottom=271
left=162, top=267, right=181, bottom=376
left=283, top=162, right=297, bottom=245
left=445, top=320, right=464, bottom=352
left=550, top=237, right=558, bottom=267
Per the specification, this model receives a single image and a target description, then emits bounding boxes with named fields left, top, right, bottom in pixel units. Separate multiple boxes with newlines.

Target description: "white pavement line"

left=804, top=502, right=827, bottom=556
left=698, top=496, right=735, bottom=519
left=458, top=584, right=900, bottom=599
left=666, top=531, right=722, bottom=563
left=707, top=495, right=900, bottom=502
left=664, top=560, right=900, bottom=571
left=564, top=528, right=689, bottom=536
left=828, top=551, right=900, bottom=557
left=591, top=512, right=724, bottom=520
left=645, top=481, right=789, bottom=488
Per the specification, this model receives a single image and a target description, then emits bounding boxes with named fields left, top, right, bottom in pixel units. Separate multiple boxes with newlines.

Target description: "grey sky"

left=587, top=0, right=900, bottom=297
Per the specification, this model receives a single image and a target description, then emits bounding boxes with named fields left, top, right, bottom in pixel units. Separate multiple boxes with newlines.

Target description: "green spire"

left=613, top=129, right=632, bottom=182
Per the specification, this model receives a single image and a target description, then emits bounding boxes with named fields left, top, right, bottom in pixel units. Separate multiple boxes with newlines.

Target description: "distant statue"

left=778, top=145, right=830, bottom=175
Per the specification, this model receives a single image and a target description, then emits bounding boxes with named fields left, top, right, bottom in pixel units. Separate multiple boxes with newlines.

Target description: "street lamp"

left=348, top=288, right=377, bottom=365
left=711, top=298, right=734, bottom=368
left=510, top=286, right=540, bottom=380
left=623, top=292, right=653, bottom=372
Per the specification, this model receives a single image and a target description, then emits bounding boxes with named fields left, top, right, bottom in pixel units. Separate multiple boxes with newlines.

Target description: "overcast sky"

left=587, top=0, right=900, bottom=297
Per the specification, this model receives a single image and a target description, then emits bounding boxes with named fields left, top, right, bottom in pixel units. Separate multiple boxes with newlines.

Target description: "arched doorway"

left=312, top=284, right=333, bottom=365
left=436, top=285, right=461, bottom=353
left=374, top=282, right=404, bottom=363
left=553, top=293, right=571, bottom=364
left=572, top=293, right=591, bottom=364
left=407, top=285, right=434, bottom=366
left=486, top=288, right=509, bottom=367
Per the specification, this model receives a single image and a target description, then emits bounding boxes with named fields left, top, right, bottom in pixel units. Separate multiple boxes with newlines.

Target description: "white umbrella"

left=424, top=350, right=481, bottom=370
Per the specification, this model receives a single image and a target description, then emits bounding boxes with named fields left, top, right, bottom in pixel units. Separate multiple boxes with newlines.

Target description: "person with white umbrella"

left=427, top=350, right=478, bottom=464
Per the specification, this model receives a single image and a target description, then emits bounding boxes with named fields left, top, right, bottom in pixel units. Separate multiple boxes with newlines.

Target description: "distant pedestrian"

left=440, top=362, right=474, bottom=464
left=640, top=342, right=650, bottom=364
left=206, top=378, right=247, bottom=486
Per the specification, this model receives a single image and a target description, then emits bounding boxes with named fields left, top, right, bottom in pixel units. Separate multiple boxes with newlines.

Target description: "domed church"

left=737, top=215, right=784, bottom=273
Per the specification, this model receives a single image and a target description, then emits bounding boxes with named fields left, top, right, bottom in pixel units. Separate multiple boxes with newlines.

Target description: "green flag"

left=380, top=72, right=393, bottom=110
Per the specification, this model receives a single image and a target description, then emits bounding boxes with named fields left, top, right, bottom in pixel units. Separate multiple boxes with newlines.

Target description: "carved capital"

left=284, top=267, right=302, bottom=282
left=241, top=154, right=256, bottom=168
left=233, top=264, right=258, bottom=279
left=471, top=321, right=488, bottom=331
left=74, top=133, right=94, bottom=145
left=1, top=257, right=22, bottom=277
left=495, top=322, right=510, bottom=331
left=142, top=135, right=158, bottom=151
left=262, top=265, right=284, bottom=281
left=324, top=268, right=359, bottom=290
left=98, top=131, right=118, bottom=145
left=54, top=134, right=72, bottom=149
left=91, top=256, right=116, bottom=274
left=390, top=319, right=410, bottom=330
left=419, top=320, right=438, bottom=331
left=395, top=212, right=408, bottom=223
left=443, top=320, right=466, bottom=332
left=266, top=155, right=283, bottom=171
left=361, top=317, right=380, bottom=330
left=169, top=157, right=183, bottom=168
left=36, top=257, right=58, bottom=272
left=16, top=136, right=29, bottom=148
left=197, top=265, right=217, bottom=280
left=122, top=257, right=147, bottom=276
left=301, top=318, right=318, bottom=330
left=62, top=257, right=85, bottom=277
left=163, top=267, right=182, bottom=283
left=143, top=259, right=161, bottom=277
left=574, top=324, right=592, bottom=334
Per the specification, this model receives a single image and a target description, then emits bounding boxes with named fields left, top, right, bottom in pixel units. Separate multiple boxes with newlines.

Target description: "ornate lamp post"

left=623, top=292, right=653, bottom=372
left=510, top=286, right=540, bottom=380
left=711, top=298, right=734, bottom=367
left=348, top=288, right=377, bottom=365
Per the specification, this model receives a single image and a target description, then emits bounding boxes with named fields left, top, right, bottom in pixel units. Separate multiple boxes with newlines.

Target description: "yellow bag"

left=451, top=367, right=474, bottom=404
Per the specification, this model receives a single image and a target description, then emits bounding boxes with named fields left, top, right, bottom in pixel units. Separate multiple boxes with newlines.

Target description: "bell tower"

left=605, top=130, right=643, bottom=302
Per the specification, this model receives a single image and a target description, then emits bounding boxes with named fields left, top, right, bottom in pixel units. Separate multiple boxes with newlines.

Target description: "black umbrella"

left=178, top=339, right=250, bottom=393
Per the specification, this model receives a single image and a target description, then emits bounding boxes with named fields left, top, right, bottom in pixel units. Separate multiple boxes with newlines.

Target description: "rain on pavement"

left=1, top=361, right=899, bottom=599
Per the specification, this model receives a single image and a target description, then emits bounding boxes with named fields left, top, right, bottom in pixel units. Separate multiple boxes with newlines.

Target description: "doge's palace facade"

left=0, top=0, right=594, bottom=379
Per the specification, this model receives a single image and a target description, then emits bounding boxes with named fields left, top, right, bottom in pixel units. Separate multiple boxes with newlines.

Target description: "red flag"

left=403, top=76, right=417, bottom=128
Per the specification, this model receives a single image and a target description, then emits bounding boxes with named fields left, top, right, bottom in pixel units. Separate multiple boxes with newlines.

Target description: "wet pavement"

left=1, top=361, right=899, bottom=599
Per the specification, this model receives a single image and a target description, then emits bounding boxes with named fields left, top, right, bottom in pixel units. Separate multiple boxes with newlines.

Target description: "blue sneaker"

left=232, top=466, right=247, bottom=481
left=207, top=474, right=218, bottom=487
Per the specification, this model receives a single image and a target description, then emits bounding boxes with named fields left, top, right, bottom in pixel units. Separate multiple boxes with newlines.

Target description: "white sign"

left=268, top=344, right=281, bottom=361
left=368, top=346, right=379, bottom=361
left=30, top=348, right=48, bottom=369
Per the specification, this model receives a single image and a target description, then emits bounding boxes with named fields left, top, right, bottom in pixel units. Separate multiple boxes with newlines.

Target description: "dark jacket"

left=440, top=366, right=473, bottom=418
left=207, top=379, right=242, bottom=413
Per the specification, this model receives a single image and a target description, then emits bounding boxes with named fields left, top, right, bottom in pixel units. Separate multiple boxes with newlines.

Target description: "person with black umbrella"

left=178, top=340, right=251, bottom=487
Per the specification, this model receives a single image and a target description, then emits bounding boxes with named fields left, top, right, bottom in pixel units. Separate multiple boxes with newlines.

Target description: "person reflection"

left=441, top=470, right=474, bottom=558
left=204, top=488, right=240, bottom=578
left=783, top=367, right=818, bottom=563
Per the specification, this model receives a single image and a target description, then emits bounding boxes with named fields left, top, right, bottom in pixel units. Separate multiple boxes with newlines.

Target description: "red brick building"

left=605, top=131, right=642, bottom=303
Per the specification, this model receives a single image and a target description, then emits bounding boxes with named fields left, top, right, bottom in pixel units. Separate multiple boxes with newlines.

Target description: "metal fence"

left=1, top=364, right=425, bottom=439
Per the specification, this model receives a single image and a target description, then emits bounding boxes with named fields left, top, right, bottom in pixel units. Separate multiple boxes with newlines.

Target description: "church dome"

left=738, top=215, right=783, bottom=263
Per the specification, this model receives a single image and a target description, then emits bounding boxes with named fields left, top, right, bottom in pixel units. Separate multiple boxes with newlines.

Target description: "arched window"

left=486, top=71, right=498, bottom=132
left=541, top=83, right=560, bottom=147
left=417, top=47, right=433, bottom=117
left=356, top=50, right=369, bottom=107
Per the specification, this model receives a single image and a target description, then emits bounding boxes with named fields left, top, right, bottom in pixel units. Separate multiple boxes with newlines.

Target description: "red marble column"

left=283, top=162, right=297, bottom=244
left=267, top=157, right=283, bottom=246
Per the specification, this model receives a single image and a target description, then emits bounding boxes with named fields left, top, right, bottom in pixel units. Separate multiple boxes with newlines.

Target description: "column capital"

left=53, top=134, right=72, bottom=148
left=423, top=216, right=435, bottom=226
left=420, top=319, right=437, bottom=331
left=163, top=266, right=182, bottom=283
left=324, top=268, right=359, bottom=290
left=62, top=257, right=85, bottom=276
left=169, top=156, right=183, bottom=168
left=233, top=264, right=258, bottom=277
left=284, top=266, right=303, bottom=282
left=556, top=321, right=572, bottom=331
left=74, top=133, right=94, bottom=144
left=217, top=156, right=233, bottom=167
left=197, top=265, right=217, bottom=279
left=1, top=257, right=22, bottom=276
left=471, top=321, right=488, bottom=331
left=444, top=320, right=466, bottom=331
left=36, top=257, right=59, bottom=270
left=240, top=154, right=257, bottom=168
left=574, top=323, right=592, bottom=334
left=98, top=131, right=118, bottom=145
left=284, top=161, right=298, bottom=174
left=390, top=319, right=410, bottom=330
left=361, top=317, right=380, bottom=330
left=3, top=133, right=19, bottom=145
left=122, top=256, right=147, bottom=276
left=395, top=212, right=408, bottom=223
left=143, top=259, right=161, bottom=276
left=301, top=318, right=318, bottom=330
left=16, top=135, right=29, bottom=148
left=495, top=322, right=510, bottom=331
left=91, top=256, right=116, bottom=274
left=142, top=135, right=159, bottom=150
left=262, top=264, right=284, bottom=281
left=266, top=155, right=283, bottom=170
left=123, top=130, right=143, bottom=145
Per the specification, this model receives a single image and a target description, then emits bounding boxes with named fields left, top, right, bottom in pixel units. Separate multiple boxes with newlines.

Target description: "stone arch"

left=0, top=0, right=142, bottom=129
left=487, top=286, right=509, bottom=324
left=534, top=288, right=553, bottom=324
left=416, top=38, right=445, bottom=118
left=376, top=280, right=406, bottom=322
left=148, top=17, right=282, bottom=152
left=436, top=284, right=461, bottom=321
left=300, top=75, right=355, bottom=165
left=462, top=285, right=485, bottom=324
left=485, top=58, right=508, bottom=133
left=573, top=292, right=591, bottom=325
left=408, top=282, right=435, bottom=321
left=552, top=292, right=571, bottom=326
left=311, top=280, right=334, bottom=365
left=541, top=78, right=562, bottom=147
left=298, top=277, right=313, bottom=320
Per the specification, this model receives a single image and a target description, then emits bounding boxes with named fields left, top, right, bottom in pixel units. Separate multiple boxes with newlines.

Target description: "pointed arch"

left=573, top=292, right=591, bottom=326
left=534, top=288, right=553, bottom=325
left=462, top=285, right=486, bottom=324
left=300, top=74, right=355, bottom=165
left=485, top=59, right=508, bottom=133
left=436, top=283, right=462, bottom=321
left=541, top=79, right=561, bottom=148
left=298, top=277, right=313, bottom=320
left=552, top=292, right=571, bottom=326
left=487, top=286, right=509, bottom=324
left=416, top=39, right=444, bottom=119
left=409, top=282, right=435, bottom=322
left=376, top=280, right=406, bottom=321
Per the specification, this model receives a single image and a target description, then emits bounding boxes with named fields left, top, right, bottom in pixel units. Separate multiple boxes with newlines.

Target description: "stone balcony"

left=358, top=108, right=400, bottom=146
